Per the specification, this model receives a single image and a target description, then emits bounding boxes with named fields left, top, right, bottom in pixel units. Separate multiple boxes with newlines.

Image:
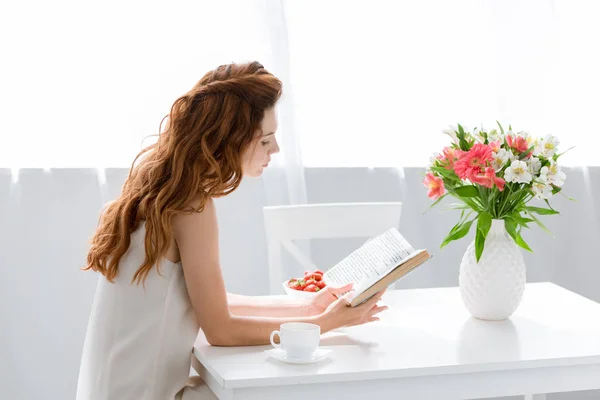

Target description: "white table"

left=193, top=282, right=600, bottom=399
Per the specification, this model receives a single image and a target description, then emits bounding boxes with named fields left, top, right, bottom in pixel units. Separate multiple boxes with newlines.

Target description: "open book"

left=323, top=228, right=431, bottom=307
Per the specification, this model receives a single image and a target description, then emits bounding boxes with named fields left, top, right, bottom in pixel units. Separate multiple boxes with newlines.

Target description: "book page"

left=324, top=228, right=415, bottom=292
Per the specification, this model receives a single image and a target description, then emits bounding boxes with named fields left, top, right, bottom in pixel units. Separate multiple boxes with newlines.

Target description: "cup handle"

left=269, top=330, right=281, bottom=348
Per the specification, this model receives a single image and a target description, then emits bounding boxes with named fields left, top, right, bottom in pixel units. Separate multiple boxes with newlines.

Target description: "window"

left=2, top=0, right=598, bottom=167
left=285, top=0, right=600, bottom=167
left=0, top=0, right=273, bottom=167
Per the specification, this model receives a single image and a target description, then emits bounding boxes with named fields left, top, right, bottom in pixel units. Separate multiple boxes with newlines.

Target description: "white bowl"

left=283, top=280, right=319, bottom=299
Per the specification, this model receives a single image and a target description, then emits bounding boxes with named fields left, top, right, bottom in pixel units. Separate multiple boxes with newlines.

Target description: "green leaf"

left=476, top=186, right=489, bottom=209
left=480, top=130, right=489, bottom=145
left=555, top=146, right=575, bottom=160
left=453, top=185, right=479, bottom=198
left=430, top=166, right=458, bottom=181
left=449, top=193, right=484, bottom=213
left=515, top=230, right=532, bottom=252
left=504, top=217, right=517, bottom=237
left=445, top=211, right=465, bottom=236
left=505, top=218, right=533, bottom=252
left=457, top=124, right=471, bottom=151
left=475, top=212, right=492, bottom=261
left=524, top=206, right=559, bottom=215
left=525, top=211, right=554, bottom=237
left=449, top=208, right=471, bottom=234
left=496, top=121, right=505, bottom=135
left=559, top=192, right=577, bottom=202
left=518, top=145, right=535, bottom=160
left=424, top=193, right=448, bottom=213
left=442, top=203, right=472, bottom=211
left=510, top=211, right=534, bottom=227
left=551, top=185, right=562, bottom=195
left=478, top=212, right=493, bottom=238
left=544, top=199, right=558, bottom=213
left=441, top=218, right=475, bottom=248
left=475, top=228, right=485, bottom=262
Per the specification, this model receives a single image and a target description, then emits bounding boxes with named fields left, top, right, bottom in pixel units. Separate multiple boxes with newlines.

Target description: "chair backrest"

left=263, top=202, right=402, bottom=294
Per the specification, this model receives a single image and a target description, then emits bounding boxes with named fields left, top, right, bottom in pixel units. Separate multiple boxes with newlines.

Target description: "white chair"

left=263, top=202, right=402, bottom=294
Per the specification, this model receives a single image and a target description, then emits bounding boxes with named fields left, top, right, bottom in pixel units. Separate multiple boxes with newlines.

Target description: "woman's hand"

left=319, top=289, right=389, bottom=332
left=306, top=283, right=355, bottom=316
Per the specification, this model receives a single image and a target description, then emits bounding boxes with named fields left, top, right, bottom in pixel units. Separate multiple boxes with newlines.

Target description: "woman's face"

left=242, top=107, right=280, bottom=177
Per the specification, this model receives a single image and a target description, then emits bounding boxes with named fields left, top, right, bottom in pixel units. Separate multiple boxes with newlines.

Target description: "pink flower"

left=453, top=143, right=494, bottom=180
left=471, top=167, right=506, bottom=191
left=489, top=141, right=501, bottom=153
left=438, top=147, right=464, bottom=170
left=423, top=173, right=446, bottom=200
left=507, top=135, right=531, bottom=156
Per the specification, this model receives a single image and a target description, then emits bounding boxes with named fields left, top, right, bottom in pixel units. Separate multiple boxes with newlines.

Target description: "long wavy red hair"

left=85, top=61, right=282, bottom=284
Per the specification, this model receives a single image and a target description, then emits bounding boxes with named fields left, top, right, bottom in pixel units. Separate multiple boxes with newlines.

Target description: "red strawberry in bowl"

left=283, top=269, right=327, bottom=298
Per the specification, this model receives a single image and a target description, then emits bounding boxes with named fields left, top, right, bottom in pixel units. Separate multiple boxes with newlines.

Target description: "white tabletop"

left=194, top=282, right=600, bottom=399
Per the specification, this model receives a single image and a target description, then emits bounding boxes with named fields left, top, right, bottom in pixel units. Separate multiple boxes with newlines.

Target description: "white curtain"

left=3, top=0, right=599, bottom=170
left=258, top=0, right=308, bottom=206
left=0, top=0, right=307, bottom=206
left=283, top=0, right=600, bottom=168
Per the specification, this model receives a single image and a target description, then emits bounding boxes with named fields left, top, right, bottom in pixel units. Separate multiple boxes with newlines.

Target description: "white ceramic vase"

left=458, top=219, right=526, bottom=320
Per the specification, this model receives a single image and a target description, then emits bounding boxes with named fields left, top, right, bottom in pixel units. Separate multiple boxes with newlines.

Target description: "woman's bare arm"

left=227, top=293, right=311, bottom=317
left=173, top=198, right=325, bottom=346
left=173, top=197, right=386, bottom=346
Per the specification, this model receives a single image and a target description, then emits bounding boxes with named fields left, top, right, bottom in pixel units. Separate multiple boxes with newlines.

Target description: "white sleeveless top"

left=76, top=224, right=202, bottom=400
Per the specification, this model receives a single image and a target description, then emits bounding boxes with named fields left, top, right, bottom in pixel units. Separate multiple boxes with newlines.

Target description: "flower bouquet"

left=423, top=122, right=571, bottom=319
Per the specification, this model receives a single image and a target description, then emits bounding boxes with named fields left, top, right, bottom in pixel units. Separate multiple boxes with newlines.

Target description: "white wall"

left=1, top=167, right=598, bottom=400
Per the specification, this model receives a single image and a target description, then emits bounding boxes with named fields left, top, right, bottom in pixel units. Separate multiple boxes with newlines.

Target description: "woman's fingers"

left=327, top=282, right=354, bottom=296
left=370, top=305, right=389, bottom=315
left=360, top=289, right=387, bottom=308
left=339, top=290, right=356, bottom=305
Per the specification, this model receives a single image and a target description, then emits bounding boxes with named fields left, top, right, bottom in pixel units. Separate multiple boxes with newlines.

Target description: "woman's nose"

left=271, top=139, right=280, bottom=154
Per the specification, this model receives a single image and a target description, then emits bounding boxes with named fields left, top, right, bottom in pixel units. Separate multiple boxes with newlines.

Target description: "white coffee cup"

left=269, top=322, right=321, bottom=359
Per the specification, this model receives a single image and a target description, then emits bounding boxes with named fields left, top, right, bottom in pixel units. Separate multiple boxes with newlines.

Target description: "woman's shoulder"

left=171, top=195, right=219, bottom=265
left=172, top=195, right=217, bottom=235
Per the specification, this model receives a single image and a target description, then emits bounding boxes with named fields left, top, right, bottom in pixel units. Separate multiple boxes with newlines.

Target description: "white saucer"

left=265, top=347, right=332, bottom=364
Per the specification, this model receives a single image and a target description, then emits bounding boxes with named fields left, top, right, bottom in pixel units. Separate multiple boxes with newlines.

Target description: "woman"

left=76, top=61, right=387, bottom=400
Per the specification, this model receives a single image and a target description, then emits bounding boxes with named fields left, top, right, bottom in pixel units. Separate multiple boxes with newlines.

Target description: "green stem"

left=510, top=189, right=530, bottom=215
left=498, top=184, right=534, bottom=218
left=497, top=183, right=513, bottom=217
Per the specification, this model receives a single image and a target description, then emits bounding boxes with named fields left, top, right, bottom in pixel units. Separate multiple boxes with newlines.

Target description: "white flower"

left=473, top=127, right=486, bottom=143
left=504, top=160, right=533, bottom=183
left=531, top=138, right=541, bottom=156
left=442, top=125, right=459, bottom=144
left=517, top=130, right=532, bottom=141
left=535, top=134, right=560, bottom=158
left=487, top=129, right=502, bottom=143
left=533, top=137, right=543, bottom=157
left=488, top=129, right=504, bottom=144
left=491, top=149, right=510, bottom=171
left=427, top=153, right=440, bottom=171
left=528, top=157, right=542, bottom=175
left=540, top=159, right=566, bottom=187
left=429, top=152, right=440, bottom=164
left=531, top=175, right=553, bottom=199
